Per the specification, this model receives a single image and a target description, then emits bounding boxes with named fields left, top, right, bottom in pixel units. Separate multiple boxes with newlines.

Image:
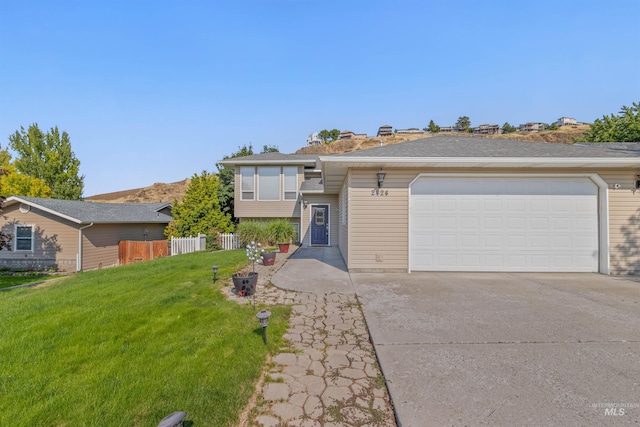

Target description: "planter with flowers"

left=231, top=241, right=263, bottom=296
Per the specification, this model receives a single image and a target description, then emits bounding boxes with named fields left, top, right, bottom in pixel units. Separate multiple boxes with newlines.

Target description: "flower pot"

left=278, top=243, right=290, bottom=253
left=232, top=272, right=258, bottom=296
left=262, top=251, right=276, bottom=266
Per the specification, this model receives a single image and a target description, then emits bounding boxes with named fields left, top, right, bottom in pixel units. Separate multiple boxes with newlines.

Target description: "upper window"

left=241, top=167, right=255, bottom=200
left=283, top=167, right=298, bottom=200
left=258, top=167, right=280, bottom=200
left=15, top=225, right=34, bottom=252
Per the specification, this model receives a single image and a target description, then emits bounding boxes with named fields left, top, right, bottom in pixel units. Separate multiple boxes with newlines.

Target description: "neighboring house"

left=439, top=126, right=456, bottom=133
left=338, top=130, right=367, bottom=140
left=555, top=117, right=577, bottom=127
left=518, top=122, right=547, bottom=132
left=473, top=124, right=501, bottom=135
left=219, top=135, right=640, bottom=275
left=377, top=125, right=393, bottom=137
left=306, top=132, right=322, bottom=146
left=0, top=196, right=172, bottom=272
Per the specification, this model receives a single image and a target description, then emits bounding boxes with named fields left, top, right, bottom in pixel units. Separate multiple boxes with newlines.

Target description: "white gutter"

left=77, top=223, right=94, bottom=272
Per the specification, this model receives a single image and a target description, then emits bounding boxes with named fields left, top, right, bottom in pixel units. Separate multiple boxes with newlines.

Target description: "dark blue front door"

left=310, top=205, right=329, bottom=245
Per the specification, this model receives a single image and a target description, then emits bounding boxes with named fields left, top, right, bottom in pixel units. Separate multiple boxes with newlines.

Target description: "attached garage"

left=409, top=175, right=604, bottom=273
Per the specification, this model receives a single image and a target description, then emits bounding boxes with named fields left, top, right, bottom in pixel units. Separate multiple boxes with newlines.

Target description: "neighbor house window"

left=15, top=225, right=34, bottom=252
left=258, top=167, right=280, bottom=200
left=241, top=167, right=255, bottom=200
left=283, top=166, right=298, bottom=200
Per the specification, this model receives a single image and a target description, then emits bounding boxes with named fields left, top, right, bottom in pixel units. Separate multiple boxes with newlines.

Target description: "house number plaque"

left=371, top=189, right=389, bottom=196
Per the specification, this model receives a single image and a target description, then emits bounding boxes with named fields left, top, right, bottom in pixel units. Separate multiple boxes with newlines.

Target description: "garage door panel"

left=410, top=177, right=599, bottom=272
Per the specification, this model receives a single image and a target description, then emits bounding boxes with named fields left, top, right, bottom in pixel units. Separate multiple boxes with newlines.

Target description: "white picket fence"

left=170, top=234, right=207, bottom=255
left=219, top=233, right=241, bottom=250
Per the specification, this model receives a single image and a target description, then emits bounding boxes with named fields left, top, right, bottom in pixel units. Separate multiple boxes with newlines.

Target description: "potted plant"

left=261, top=250, right=276, bottom=266
left=267, top=219, right=297, bottom=253
left=231, top=242, right=263, bottom=296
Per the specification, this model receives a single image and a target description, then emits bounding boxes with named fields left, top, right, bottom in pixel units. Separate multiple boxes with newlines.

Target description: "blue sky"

left=1, top=1, right=639, bottom=196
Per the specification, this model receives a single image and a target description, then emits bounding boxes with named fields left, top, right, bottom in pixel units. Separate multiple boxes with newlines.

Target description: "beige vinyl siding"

left=599, top=169, right=640, bottom=274
left=347, top=167, right=640, bottom=274
left=0, top=204, right=79, bottom=271
left=81, top=223, right=167, bottom=271
left=299, top=194, right=339, bottom=247
left=234, top=166, right=303, bottom=218
left=348, top=169, right=410, bottom=271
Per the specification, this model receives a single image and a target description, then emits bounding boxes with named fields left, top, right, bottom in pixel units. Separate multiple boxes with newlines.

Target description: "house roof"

left=4, top=196, right=173, bottom=225
left=300, top=177, right=324, bottom=192
left=217, top=152, right=319, bottom=167
left=320, top=136, right=640, bottom=193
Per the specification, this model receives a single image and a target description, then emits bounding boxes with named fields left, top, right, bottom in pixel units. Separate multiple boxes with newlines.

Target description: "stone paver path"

left=222, top=248, right=396, bottom=426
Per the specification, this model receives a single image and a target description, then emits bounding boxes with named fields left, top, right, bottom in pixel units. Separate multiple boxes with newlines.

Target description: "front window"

left=15, top=225, right=34, bottom=251
left=283, top=166, right=298, bottom=200
left=258, top=167, right=280, bottom=200
left=241, top=167, right=255, bottom=200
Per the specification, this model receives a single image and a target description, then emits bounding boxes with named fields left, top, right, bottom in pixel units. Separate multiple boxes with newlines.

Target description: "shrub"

left=236, top=221, right=269, bottom=246
left=267, top=219, right=297, bottom=245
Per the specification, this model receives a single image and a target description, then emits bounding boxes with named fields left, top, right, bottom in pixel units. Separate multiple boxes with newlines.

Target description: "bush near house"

left=0, top=250, right=290, bottom=426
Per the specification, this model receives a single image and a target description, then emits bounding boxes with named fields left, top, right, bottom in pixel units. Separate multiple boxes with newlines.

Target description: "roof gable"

left=4, top=197, right=173, bottom=224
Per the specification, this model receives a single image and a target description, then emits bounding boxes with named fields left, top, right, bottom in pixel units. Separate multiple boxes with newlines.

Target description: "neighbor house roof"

left=4, top=196, right=173, bottom=225
left=319, top=136, right=640, bottom=193
left=217, top=152, right=319, bottom=167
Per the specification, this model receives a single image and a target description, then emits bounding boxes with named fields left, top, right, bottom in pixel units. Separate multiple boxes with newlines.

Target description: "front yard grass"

left=0, top=249, right=291, bottom=426
left=0, top=272, right=60, bottom=290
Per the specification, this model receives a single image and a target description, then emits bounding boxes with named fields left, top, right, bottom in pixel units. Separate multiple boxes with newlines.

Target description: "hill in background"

left=88, top=126, right=589, bottom=203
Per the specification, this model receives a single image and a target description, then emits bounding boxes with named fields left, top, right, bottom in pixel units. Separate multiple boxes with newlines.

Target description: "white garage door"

left=410, top=177, right=599, bottom=272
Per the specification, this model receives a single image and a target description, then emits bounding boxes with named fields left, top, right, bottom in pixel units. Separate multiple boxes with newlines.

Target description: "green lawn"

left=0, top=250, right=291, bottom=426
left=0, top=273, right=59, bottom=290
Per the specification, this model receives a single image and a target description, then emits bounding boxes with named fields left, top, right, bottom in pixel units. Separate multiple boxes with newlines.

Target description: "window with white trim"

left=258, top=166, right=280, bottom=200
left=340, top=180, right=348, bottom=225
left=241, top=167, right=255, bottom=200
left=283, top=166, right=298, bottom=200
left=15, top=225, right=34, bottom=252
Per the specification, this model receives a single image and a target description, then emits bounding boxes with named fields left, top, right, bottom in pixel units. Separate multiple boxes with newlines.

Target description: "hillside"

left=296, top=125, right=590, bottom=155
left=86, top=179, right=190, bottom=203
left=87, top=126, right=589, bottom=203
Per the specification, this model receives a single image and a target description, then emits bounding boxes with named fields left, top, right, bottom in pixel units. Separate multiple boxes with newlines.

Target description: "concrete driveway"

left=352, top=272, right=640, bottom=426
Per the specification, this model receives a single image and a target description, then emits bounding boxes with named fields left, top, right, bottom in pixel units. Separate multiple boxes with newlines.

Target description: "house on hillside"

left=396, top=128, right=425, bottom=135
left=218, top=135, right=640, bottom=275
left=0, top=197, right=172, bottom=272
left=377, top=125, right=393, bottom=137
left=555, top=117, right=577, bottom=127
left=473, top=124, right=501, bottom=135
left=518, top=122, right=547, bottom=132
left=338, top=130, right=367, bottom=140
left=306, top=132, right=322, bottom=146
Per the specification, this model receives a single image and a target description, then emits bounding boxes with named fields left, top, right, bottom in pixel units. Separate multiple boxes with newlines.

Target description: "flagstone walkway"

left=221, top=247, right=396, bottom=426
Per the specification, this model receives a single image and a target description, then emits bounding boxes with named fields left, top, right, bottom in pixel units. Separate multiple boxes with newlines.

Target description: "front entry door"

left=310, top=205, right=329, bottom=245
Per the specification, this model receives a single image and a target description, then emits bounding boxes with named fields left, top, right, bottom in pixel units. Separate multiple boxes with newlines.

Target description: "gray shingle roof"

left=300, top=177, right=324, bottom=192
left=8, top=197, right=173, bottom=224
left=335, top=136, right=640, bottom=158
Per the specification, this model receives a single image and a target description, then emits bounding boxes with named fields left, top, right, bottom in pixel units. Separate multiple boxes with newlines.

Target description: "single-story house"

left=0, top=196, right=172, bottom=272
left=218, top=135, right=640, bottom=275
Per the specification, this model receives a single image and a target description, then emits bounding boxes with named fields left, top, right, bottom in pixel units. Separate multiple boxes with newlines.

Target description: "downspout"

left=77, top=222, right=94, bottom=272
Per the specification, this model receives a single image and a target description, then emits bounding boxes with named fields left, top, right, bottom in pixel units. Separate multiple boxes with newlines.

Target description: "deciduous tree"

left=318, top=129, right=340, bottom=143
left=9, top=124, right=84, bottom=199
left=455, top=116, right=471, bottom=133
left=165, top=170, right=233, bottom=238
left=0, top=146, right=51, bottom=197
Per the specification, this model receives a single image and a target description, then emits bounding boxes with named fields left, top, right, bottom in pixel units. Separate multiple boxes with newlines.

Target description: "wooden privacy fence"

left=118, top=240, right=168, bottom=266
left=218, top=233, right=241, bottom=250
left=170, top=234, right=207, bottom=255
